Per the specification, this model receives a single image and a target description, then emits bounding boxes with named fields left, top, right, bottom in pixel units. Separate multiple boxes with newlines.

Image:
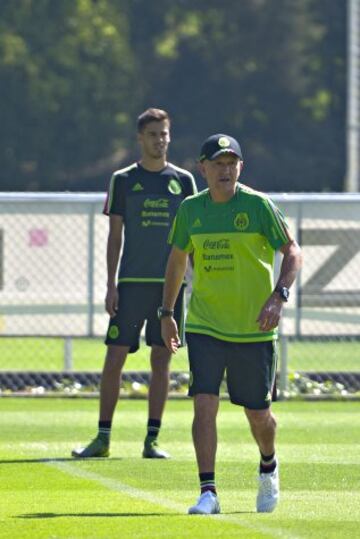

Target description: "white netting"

left=0, top=193, right=359, bottom=397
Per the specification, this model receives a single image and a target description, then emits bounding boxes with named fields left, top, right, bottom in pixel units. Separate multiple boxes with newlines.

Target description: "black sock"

left=146, top=418, right=161, bottom=441
left=199, top=472, right=216, bottom=495
left=98, top=420, right=111, bottom=443
left=260, top=451, right=277, bottom=474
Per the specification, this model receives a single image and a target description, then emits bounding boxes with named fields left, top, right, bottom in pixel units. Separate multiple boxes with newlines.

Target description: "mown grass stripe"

left=47, top=460, right=301, bottom=539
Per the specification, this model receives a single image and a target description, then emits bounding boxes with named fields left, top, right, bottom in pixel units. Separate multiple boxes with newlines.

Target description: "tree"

left=126, top=0, right=346, bottom=191
left=0, top=0, right=137, bottom=190
left=0, top=0, right=347, bottom=192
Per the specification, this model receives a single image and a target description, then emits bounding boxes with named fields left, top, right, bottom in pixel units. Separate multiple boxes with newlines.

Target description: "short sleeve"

left=168, top=202, right=193, bottom=253
left=184, top=173, right=198, bottom=197
left=260, top=197, right=290, bottom=250
left=103, top=173, right=126, bottom=216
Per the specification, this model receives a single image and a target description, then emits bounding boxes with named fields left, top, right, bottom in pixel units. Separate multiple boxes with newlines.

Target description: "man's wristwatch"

left=157, top=306, right=174, bottom=320
left=274, top=286, right=290, bottom=302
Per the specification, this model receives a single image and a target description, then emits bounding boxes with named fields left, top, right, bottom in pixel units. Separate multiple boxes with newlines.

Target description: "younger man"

left=72, top=108, right=197, bottom=459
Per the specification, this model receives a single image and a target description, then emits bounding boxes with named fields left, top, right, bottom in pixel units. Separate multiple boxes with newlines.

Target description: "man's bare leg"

left=99, top=345, right=129, bottom=420
left=143, top=345, right=171, bottom=458
left=192, top=394, right=219, bottom=473
left=244, top=407, right=277, bottom=457
left=245, top=407, right=279, bottom=513
left=187, top=394, right=221, bottom=515
left=72, top=345, right=129, bottom=457
left=148, top=344, right=171, bottom=418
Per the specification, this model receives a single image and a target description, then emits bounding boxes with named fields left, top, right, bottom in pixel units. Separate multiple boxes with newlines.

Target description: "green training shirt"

left=169, top=183, right=290, bottom=342
left=104, top=162, right=197, bottom=282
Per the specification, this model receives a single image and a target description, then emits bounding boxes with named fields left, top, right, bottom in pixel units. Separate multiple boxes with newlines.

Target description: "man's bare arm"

left=257, top=239, right=302, bottom=332
left=161, top=246, right=189, bottom=353
left=105, top=214, right=123, bottom=317
left=275, top=239, right=303, bottom=290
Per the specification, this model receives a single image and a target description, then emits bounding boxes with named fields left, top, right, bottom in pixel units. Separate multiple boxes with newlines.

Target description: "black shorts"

left=105, top=283, right=185, bottom=353
left=186, top=333, right=277, bottom=409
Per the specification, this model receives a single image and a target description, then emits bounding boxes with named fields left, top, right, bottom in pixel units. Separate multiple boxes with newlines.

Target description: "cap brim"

left=209, top=149, right=242, bottom=160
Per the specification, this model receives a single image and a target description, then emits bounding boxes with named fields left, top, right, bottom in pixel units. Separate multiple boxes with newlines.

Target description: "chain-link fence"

left=0, top=192, right=359, bottom=398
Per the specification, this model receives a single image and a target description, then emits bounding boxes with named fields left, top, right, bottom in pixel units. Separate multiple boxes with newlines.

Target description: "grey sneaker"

left=142, top=439, right=170, bottom=459
left=256, top=465, right=279, bottom=512
left=71, top=437, right=110, bottom=458
left=188, top=491, right=220, bottom=515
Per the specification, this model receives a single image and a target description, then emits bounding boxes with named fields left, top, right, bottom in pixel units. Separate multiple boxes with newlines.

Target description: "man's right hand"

left=105, top=284, right=118, bottom=317
left=161, top=317, right=180, bottom=353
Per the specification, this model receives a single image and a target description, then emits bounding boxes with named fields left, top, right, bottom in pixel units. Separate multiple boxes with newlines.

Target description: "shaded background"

left=0, top=0, right=347, bottom=192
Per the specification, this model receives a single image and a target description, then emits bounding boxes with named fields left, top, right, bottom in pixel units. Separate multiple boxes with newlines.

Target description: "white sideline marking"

left=47, top=460, right=299, bottom=539
left=49, top=460, right=181, bottom=511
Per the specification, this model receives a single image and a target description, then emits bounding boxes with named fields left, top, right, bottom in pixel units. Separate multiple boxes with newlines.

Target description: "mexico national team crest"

left=168, top=178, right=182, bottom=195
left=234, top=212, right=249, bottom=231
left=218, top=136, right=230, bottom=148
left=108, top=325, right=119, bottom=339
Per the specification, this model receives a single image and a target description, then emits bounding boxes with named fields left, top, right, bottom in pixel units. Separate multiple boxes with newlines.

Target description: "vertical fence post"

left=345, top=0, right=360, bottom=192
left=87, top=204, right=95, bottom=337
left=64, top=337, right=73, bottom=371
left=279, top=329, right=288, bottom=399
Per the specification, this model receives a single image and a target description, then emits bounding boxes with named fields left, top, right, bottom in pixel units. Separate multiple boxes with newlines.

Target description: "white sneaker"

left=188, top=491, right=221, bottom=515
left=256, top=465, right=280, bottom=513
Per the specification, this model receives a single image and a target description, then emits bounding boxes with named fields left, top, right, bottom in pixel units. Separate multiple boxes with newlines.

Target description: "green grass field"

left=0, top=398, right=359, bottom=538
left=1, top=337, right=360, bottom=372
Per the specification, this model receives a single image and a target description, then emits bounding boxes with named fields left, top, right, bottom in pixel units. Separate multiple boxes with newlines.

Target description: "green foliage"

left=287, top=371, right=358, bottom=398
left=0, top=0, right=137, bottom=190
left=0, top=0, right=346, bottom=192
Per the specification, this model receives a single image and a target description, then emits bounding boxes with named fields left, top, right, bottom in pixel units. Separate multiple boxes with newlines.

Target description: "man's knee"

left=103, top=345, right=128, bottom=374
left=194, top=394, right=219, bottom=419
left=150, top=345, right=171, bottom=373
left=245, top=408, right=277, bottom=430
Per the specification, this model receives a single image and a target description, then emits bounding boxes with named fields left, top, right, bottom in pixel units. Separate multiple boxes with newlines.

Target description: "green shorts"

left=105, top=283, right=185, bottom=353
left=186, top=332, right=277, bottom=409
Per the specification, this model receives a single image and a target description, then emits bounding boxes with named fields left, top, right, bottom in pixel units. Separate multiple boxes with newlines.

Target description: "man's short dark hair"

left=137, top=108, right=170, bottom=132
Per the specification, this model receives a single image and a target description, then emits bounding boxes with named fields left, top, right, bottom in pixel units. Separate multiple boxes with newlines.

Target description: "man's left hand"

left=161, top=317, right=180, bottom=353
left=257, top=293, right=284, bottom=332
